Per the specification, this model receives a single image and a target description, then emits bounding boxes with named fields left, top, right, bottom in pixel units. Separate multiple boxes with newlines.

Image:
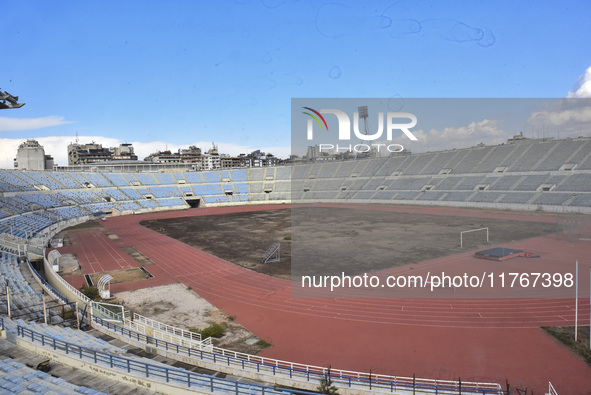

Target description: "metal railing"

left=30, top=215, right=93, bottom=248
left=91, top=301, right=125, bottom=321
left=42, top=253, right=92, bottom=308
left=93, top=317, right=503, bottom=394
left=0, top=237, right=27, bottom=257
left=124, top=315, right=212, bottom=349
left=17, top=325, right=314, bottom=395
left=131, top=312, right=203, bottom=342
left=24, top=257, right=69, bottom=305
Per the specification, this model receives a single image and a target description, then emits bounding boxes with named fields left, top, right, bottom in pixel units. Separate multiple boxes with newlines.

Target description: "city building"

left=145, top=145, right=203, bottom=168
left=13, top=139, right=54, bottom=170
left=110, top=143, right=138, bottom=161
left=220, top=155, right=245, bottom=169
left=244, top=150, right=279, bottom=167
left=68, top=142, right=137, bottom=165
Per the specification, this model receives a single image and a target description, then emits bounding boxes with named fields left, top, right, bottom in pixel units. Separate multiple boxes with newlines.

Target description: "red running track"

left=59, top=204, right=591, bottom=394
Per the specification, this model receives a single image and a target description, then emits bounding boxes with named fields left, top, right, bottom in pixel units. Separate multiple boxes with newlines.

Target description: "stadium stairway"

left=0, top=252, right=65, bottom=323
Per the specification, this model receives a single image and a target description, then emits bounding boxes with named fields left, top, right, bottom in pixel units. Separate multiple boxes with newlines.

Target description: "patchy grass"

left=255, top=339, right=272, bottom=349
left=80, top=285, right=100, bottom=301
left=90, top=268, right=150, bottom=285
left=542, top=326, right=591, bottom=366
left=189, top=322, right=226, bottom=338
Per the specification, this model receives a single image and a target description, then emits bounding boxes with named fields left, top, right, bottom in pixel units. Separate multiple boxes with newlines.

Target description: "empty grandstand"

left=0, top=137, right=589, bottom=249
left=1, top=136, right=591, bottom=394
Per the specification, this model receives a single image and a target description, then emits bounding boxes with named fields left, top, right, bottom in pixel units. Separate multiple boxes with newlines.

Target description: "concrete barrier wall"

left=42, top=255, right=91, bottom=310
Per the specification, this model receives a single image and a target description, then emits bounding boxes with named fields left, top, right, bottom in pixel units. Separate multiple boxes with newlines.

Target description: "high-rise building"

left=13, top=139, right=54, bottom=170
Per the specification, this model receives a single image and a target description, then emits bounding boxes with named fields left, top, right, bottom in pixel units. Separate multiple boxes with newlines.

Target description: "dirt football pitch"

left=141, top=205, right=557, bottom=278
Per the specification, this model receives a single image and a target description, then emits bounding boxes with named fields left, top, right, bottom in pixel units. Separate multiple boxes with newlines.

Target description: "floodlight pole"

left=0, top=90, right=25, bottom=109
left=357, top=105, right=369, bottom=158
left=575, top=260, right=578, bottom=341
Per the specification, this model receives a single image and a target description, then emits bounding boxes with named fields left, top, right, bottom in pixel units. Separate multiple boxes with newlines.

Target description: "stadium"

left=1, top=136, right=591, bottom=394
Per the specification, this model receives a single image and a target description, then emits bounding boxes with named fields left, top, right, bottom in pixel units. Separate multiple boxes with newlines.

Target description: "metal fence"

left=1, top=223, right=505, bottom=395
left=16, top=325, right=315, bottom=395
left=94, top=317, right=503, bottom=395
left=129, top=312, right=207, bottom=343
left=0, top=237, right=27, bottom=257
left=91, top=301, right=125, bottom=321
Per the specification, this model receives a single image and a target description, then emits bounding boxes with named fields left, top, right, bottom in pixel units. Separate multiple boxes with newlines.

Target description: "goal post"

left=262, top=242, right=280, bottom=263
left=460, top=227, right=489, bottom=248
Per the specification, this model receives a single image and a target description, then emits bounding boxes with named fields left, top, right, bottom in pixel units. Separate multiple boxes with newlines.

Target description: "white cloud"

left=0, top=139, right=20, bottom=168
left=405, top=119, right=508, bottom=152
left=0, top=136, right=291, bottom=169
left=567, top=66, right=591, bottom=98
left=528, top=106, right=591, bottom=126
left=0, top=116, right=72, bottom=131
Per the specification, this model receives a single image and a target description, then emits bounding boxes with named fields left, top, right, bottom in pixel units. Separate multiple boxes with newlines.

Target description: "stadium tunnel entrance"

left=184, top=197, right=201, bottom=208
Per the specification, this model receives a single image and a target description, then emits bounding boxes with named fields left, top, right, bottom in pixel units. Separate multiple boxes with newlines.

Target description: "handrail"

left=91, top=301, right=124, bottom=321
left=123, top=318, right=212, bottom=348
left=93, top=316, right=503, bottom=394
left=132, top=312, right=203, bottom=341
left=42, top=252, right=91, bottom=307
left=24, top=256, right=69, bottom=305
left=16, top=325, right=315, bottom=395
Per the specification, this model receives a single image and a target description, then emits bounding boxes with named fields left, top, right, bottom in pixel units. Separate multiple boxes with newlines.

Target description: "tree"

left=317, top=366, right=339, bottom=394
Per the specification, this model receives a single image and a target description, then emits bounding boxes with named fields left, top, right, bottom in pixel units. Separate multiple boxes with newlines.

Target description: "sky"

left=291, top=98, right=591, bottom=156
left=1, top=0, right=591, bottom=168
